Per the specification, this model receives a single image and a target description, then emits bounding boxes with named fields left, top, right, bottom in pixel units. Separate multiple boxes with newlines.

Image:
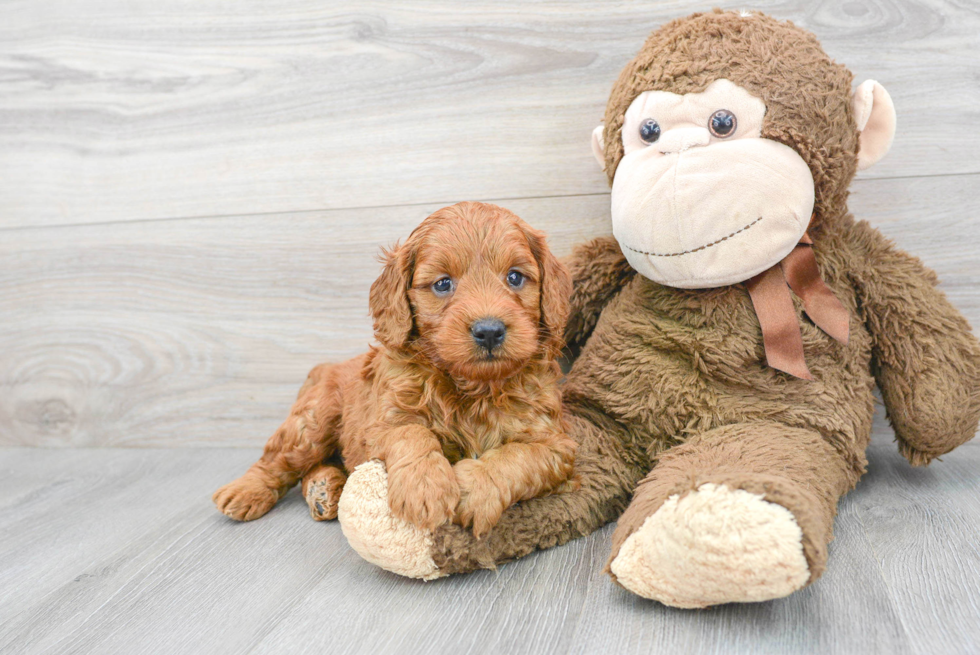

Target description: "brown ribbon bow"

left=744, top=219, right=849, bottom=380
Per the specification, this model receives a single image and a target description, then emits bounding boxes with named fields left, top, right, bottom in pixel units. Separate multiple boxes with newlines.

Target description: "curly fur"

left=213, top=202, right=577, bottom=537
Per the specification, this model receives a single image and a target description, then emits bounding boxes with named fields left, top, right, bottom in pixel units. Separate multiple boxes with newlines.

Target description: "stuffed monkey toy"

left=336, top=10, right=980, bottom=607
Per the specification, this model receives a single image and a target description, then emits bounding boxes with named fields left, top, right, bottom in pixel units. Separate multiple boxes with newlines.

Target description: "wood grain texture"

left=1, top=416, right=978, bottom=655
left=853, top=434, right=980, bottom=654
left=0, top=194, right=611, bottom=447
left=2, top=1, right=979, bottom=652
left=2, top=175, right=979, bottom=448
left=1, top=0, right=978, bottom=227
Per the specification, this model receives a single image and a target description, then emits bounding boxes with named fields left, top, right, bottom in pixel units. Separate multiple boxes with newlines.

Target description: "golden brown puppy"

left=213, top=202, right=576, bottom=537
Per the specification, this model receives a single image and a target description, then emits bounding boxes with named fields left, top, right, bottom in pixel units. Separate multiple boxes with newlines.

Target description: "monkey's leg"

left=302, top=462, right=348, bottom=521
left=337, top=407, right=645, bottom=579
left=213, top=362, right=345, bottom=521
left=607, top=421, right=859, bottom=608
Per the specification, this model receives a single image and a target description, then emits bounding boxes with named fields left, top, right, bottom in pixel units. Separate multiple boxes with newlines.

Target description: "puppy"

left=213, top=202, right=576, bottom=537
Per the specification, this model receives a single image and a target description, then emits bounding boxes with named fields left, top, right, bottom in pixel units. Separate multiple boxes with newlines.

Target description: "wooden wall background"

left=2, top=0, right=979, bottom=450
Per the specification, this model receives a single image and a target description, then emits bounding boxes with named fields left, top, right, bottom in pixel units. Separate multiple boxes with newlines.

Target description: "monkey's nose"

left=471, top=318, right=507, bottom=351
left=655, top=127, right=711, bottom=154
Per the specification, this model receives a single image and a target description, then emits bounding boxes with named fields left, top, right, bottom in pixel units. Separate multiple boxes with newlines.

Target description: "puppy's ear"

left=523, top=226, right=572, bottom=356
left=369, top=243, right=414, bottom=349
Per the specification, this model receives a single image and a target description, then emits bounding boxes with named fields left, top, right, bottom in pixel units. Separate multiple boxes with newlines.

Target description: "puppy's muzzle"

left=470, top=318, right=506, bottom=353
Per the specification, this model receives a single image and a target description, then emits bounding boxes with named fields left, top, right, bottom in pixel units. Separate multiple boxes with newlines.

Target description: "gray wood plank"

left=0, top=193, right=611, bottom=448
left=0, top=445, right=601, bottom=655
left=0, top=449, right=252, bottom=626
left=1, top=0, right=978, bottom=228
left=249, top=522, right=603, bottom=655
left=0, top=448, right=339, bottom=655
left=2, top=419, right=978, bottom=654
left=852, top=429, right=980, bottom=654
left=3, top=175, right=979, bottom=448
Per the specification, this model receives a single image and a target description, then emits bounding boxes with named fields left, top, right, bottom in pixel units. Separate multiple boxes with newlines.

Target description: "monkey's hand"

left=851, top=219, right=980, bottom=465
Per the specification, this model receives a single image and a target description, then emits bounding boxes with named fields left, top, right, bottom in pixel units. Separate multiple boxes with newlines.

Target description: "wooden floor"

left=2, top=1, right=980, bottom=653
left=2, top=415, right=980, bottom=655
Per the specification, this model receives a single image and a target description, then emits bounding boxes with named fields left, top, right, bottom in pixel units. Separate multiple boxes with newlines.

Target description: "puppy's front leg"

left=454, top=433, right=577, bottom=538
left=372, top=425, right=460, bottom=531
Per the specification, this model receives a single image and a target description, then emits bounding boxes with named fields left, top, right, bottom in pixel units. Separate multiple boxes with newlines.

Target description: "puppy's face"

left=370, top=202, right=571, bottom=383
left=410, top=215, right=542, bottom=381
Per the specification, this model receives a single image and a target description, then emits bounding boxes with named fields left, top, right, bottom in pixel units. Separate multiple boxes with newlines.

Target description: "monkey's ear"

left=591, top=125, right=606, bottom=171
left=369, top=244, right=413, bottom=349
left=853, top=80, right=896, bottom=171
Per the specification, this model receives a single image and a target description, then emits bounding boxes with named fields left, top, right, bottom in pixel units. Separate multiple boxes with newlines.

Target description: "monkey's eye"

left=506, top=270, right=526, bottom=289
left=432, top=277, right=454, bottom=296
left=639, top=118, right=661, bottom=144
left=709, top=110, right=737, bottom=138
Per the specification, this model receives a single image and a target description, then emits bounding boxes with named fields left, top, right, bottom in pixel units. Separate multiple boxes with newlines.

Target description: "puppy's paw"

left=213, top=476, right=278, bottom=521
left=453, top=459, right=506, bottom=539
left=387, top=451, right=460, bottom=531
left=302, top=467, right=347, bottom=521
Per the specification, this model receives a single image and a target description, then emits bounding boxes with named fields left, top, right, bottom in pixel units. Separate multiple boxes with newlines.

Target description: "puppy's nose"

left=471, top=318, right=506, bottom=351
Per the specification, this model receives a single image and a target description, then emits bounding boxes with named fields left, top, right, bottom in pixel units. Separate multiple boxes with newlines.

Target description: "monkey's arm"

left=430, top=406, right=645, bottom=575
left=849, top=219, right=980, bottom=465
left=563, top=236, right=636, bottom=351
left=338, top=405, right=645, bottom=578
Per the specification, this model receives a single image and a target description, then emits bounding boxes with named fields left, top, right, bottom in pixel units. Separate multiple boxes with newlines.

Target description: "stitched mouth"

left=623, top=216, right=764, bottom=258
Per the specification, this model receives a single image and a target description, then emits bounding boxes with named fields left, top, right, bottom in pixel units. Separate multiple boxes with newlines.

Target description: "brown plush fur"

left=213, top=202, right=577, bottom=537
left=415, top=11, right=980, bottom=590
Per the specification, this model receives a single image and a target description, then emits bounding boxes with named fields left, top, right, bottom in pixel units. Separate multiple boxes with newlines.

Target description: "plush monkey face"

left=592, top=11, right=897, bottom=290
left=608, top=79, right=814, bottom=289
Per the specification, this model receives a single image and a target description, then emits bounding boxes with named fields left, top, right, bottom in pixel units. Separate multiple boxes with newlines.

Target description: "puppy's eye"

left=709, top=109, right=737, bottom=138
left=431, top=277, right=454, bottom=296
left=639, top=118, right=661, bottom=144
left=506, top=270, right=525, bottom=289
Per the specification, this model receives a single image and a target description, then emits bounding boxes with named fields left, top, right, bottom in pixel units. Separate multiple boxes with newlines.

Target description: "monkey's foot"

left=337, top=460, right=446, bottom=580
left=609, top=483, right=810, bottom=608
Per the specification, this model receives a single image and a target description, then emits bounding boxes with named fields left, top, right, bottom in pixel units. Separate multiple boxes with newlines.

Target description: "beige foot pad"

left=337, top=460, right=445, bottom=581
left=610, top=483, right=810, bottom=608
